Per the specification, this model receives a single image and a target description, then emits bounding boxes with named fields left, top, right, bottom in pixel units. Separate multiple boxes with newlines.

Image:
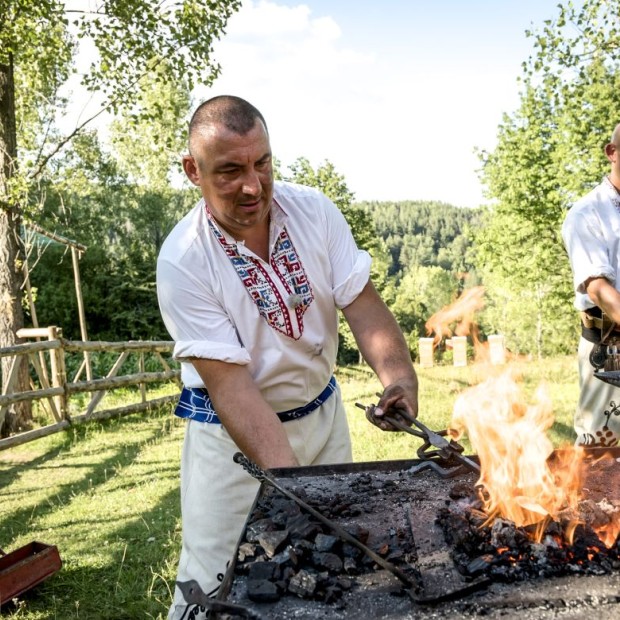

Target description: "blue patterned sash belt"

left=175, top=376, right=337, bottom=424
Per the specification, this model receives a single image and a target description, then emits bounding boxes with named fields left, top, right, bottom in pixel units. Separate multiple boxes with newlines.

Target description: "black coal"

left=437, top=492, right=620, bottom=583
left=233, top=483, right=417, bottom=605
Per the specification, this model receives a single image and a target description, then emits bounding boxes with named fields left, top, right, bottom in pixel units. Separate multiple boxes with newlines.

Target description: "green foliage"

left=283, top=157, right=382, bottom=363
left=390, top=265, right=461, bottom=357
left=351, top=200, right=481, bottom=358
left=475, top=0, right=620, bottom=357
left=9, top=3, right=73, bottom=157
left=472, top=206, right=576, bottom=357
left=524, top=0, right=620, bottom=91
left=3, top=0, right=240, bottom=200
left=110, top=64, right=191, bottom=189
left=0, top=1, right=73, bottom=211
left=28, top=190, right=195, bottom=341
left=356, top=200, right=482, bottom=278
left=2, top=0, right=242, bottom=348
left=75, top=0, right=241, bottom=113
left=284, top=157, right=378, bottom=253
left=26, top=128, right=195, bottom=341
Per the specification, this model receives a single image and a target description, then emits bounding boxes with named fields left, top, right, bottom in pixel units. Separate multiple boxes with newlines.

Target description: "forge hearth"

left=214, top=453, right=620, bottom=619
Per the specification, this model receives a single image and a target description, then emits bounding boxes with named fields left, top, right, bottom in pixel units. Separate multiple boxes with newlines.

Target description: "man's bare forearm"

left=191, top=358, right=299, bottom=469
left=343, top=281, right=418, bottom=419
left=586, top=277, right=620, bottom=325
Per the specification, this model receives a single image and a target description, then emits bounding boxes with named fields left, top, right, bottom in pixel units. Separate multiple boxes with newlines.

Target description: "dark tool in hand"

left=355, top=397, right=480, bottom=475
left=233, top=452, right=424, bottom=595
left=176, top=579, right=264, bottom=619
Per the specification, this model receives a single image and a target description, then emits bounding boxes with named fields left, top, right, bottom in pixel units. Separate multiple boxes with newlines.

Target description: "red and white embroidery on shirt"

left=604, top=176, right=620, bottom=213
left=208, top=218, right=314, bottom=339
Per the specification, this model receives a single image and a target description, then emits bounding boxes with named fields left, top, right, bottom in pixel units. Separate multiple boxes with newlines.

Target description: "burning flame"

left=427, top=286, right=620, bottom=549
left=425, top=286, right=485, bottom=349
left=450, top=372, right=620, bottom=547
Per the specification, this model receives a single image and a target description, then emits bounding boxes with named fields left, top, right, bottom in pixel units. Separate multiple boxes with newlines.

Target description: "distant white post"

left=488, top=334, right=506, bottom=365
left=452, top=336, right=467, bottom=367
left=419, top=338, right=435, bottom=368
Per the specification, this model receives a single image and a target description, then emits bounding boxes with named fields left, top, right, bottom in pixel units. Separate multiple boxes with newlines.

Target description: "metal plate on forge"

left=216, top=454, right=620, bottom=620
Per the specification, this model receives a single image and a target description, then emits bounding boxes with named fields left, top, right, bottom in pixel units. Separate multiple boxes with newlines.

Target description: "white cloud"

left=203, top=0, right=496, bottom=206
left=226, top=0, right=313, bottom=37
left=204, top=1, right=378, bottom=185
left=58, top=0, right=531, bottom=207
left=226, top=0, right=340, bottom=42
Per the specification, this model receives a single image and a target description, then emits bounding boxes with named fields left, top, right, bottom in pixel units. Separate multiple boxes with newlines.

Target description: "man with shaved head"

left=157, top=95, right=419, bottom=619
left=562, top=123, right=620, bottom=447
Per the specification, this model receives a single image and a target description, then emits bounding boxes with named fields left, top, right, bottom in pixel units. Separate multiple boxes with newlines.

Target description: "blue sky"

left=200, top=0, right=574, bottom=207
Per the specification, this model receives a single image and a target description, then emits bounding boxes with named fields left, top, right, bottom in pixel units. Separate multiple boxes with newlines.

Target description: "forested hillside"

left=329, top=200, right=482, bottom=361
left=356, top=200, right=481, bottom=277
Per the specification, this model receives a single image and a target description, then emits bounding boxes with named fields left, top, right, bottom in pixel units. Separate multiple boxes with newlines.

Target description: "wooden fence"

left=0, top=327, right=181, bottom=451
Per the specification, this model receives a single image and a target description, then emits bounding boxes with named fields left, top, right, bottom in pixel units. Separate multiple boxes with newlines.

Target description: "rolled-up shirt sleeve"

left=319, top=194, right=372, bottom=308
left=156, top=257, right=251, bottom=368
left=562, top=209, right=615, bottom=294
left=333, top=250, right=372, bottom=308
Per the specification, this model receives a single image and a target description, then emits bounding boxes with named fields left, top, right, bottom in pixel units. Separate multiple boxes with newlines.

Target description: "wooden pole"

left=47, top=326, right=67, bottom=419
left=155, top=351, right=182, bottom=387
left=0, top=338, right=179, bottom=449
left=24, top=221, right=87, bottom=253
left=85, top=351, right=130, bottom=417
left=19, top=264, right=58, bottom=418
left=71, top=247, right=92, bottom=380
left=28, top=352, right=61, bottom=421
left=0, top=356, right=22, bottom=430
left=63, top=340, right=174, bottom=353
left=0, top=386, right=64, bottom=408
left=1, top=338, right=61, bottom=356
left=66, top=369, right=179, bottom=394
left=139, top=353, right=146, bottom=403
left=22, top=257, right=39, bottom=328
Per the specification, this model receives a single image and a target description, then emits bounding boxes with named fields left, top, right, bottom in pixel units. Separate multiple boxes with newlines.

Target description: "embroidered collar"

left=603, top=176, right=620, bottom=213
left=205, top=202, right=314, bottom=340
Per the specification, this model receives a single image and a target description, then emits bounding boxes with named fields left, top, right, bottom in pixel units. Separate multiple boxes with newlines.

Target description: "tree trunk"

left=0, top=54, right=32, bottom=436
left=535, top=286, right=543, bottom=362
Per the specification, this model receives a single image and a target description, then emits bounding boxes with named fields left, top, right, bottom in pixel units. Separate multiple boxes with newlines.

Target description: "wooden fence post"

left=71, top=246, right=92, bottom=380
left=0, top=338, right=180, bottom=451
left=47, top=326, right=67, bottom=419
left=139, top=353, right=146, bottom=403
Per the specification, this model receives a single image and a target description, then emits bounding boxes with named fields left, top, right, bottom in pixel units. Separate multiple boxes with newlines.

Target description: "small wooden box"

left=0, top=542, right=62, bottom=605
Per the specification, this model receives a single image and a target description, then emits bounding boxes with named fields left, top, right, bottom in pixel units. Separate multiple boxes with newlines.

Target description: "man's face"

left=183, top=120, right=273, bottom=239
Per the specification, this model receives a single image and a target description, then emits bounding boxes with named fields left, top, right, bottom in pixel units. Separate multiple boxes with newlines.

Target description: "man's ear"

left=182, top=155, right=201, bottom=186
left=605, top=143, right=618, bottom=163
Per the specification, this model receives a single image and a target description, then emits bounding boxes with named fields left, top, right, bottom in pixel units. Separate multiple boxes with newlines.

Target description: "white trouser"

left=167, top=383, right=352, bottom=620
left=575, top=336, right=620, bottom=446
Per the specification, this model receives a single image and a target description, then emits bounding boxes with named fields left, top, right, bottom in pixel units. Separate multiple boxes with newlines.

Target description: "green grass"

left=0, top=356, right=580, bottom=619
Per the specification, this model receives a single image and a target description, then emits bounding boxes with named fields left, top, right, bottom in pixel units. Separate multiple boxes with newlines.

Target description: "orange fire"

left=450, top=371, right=620, bottom=547
left=425, top=286, right=485, bottom=355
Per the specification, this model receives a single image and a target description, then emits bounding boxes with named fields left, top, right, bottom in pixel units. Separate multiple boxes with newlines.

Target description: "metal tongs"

left=355, top=398, right=480, bottom=475
left=176, top=579, right=264, bottom=619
